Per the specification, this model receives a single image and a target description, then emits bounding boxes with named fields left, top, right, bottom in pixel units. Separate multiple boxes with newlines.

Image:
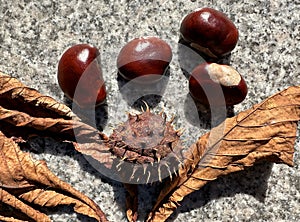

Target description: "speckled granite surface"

left=0, top=0, right=299, bottom=221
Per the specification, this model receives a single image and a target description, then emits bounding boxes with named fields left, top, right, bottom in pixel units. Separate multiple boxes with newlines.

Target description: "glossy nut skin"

left=180, top=7, right=239, bottom=58
left=189, top=63, right=247, bottom=106
left=57, top=44, right=106, bottom=108
left=117, top=37, right=172, bottom=83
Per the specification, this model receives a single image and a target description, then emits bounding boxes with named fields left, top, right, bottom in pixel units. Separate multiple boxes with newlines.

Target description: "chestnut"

left=180, top=7, right=239, bottom=59
left=57, top=44, right=106, bottom=108
left=189, top=63, right=247, bottom=106
left=117, top=36, right=172, bottom=83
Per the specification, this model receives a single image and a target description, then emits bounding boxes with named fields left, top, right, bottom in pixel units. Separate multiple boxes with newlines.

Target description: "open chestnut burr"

left=117, top=36, right=172, bottom=83
left=189, top=63, right=248, bottom=107
left=57, top=44, right=106, bottom=108
left=180, top=7, right=239, bottom=59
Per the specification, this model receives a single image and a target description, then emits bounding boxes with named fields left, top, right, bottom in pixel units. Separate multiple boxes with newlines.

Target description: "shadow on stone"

left=116, top=69, right=170, bottom=110
left=184, top=93, right=235, bottom=129
left=166, top=162, right=273, bottom=222
left=64, top=95, right=108, bottom=131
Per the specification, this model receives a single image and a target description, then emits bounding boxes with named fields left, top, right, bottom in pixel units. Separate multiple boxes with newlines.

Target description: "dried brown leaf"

left=147, top=86, right=300, bottom=222
left=0, top=72, right=111, bottom=167
left=0, top=72, right=74, bottom=119
left=0, top=215, right=27, bottom=222
left=0, top=131, right=108, bottom=222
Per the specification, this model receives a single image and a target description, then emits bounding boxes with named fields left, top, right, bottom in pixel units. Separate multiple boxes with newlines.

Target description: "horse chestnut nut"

left=117, top=36, right=172, bottom=83
left=57, top=44, right=106, bottom=108
left=189, top=63, right=247, bottom=106
left=180, top=7, right=239, bottom=58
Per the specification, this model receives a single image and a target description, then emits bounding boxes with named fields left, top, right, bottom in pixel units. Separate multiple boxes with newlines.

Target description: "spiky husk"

left=108, top=110, right=183, bottom=183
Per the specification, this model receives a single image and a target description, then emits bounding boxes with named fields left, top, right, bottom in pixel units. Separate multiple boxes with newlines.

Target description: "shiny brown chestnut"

left=57, top=44, right=106, bottom=108
left=189, top=63, right=247, bottom=106
left=180, top=7, right=239, bottom=59
left=117, top=36, right=172, bottom=83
